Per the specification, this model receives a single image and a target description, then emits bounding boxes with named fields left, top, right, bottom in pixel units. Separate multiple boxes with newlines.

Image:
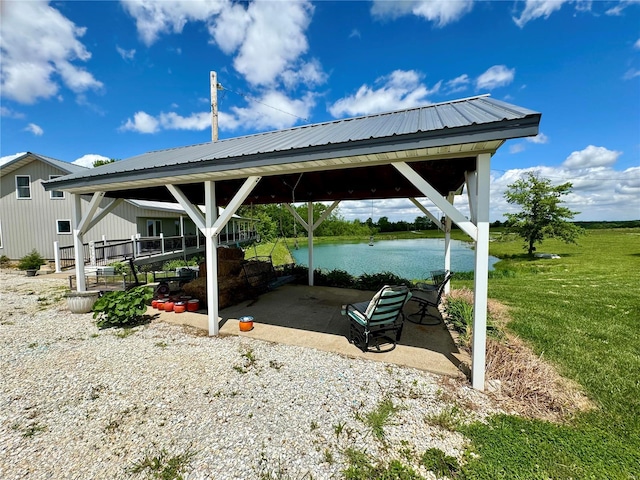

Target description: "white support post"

left=89, top=241, right=96, bottom=266
left=160, top=233, right=165, bottom=254
left=72, top=194, right=86, bottom=292
left=53, top=241, right=61, bottom=273
left=444, top=192, right=454, bottom=294
left=472, top=153, right=491, bottom=390
left=204, top=181, right=219, bottom=336
left=466, top=171, right=478, bottom=224
left=307, top=201, right=314, bottom=286
left=84, top=198, right=122, bottom=233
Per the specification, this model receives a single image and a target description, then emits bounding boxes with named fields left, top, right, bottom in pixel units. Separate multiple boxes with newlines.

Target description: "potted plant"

left=18, top=249, right=46, bottom=276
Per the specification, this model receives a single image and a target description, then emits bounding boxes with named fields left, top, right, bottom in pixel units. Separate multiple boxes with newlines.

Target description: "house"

left=0, top=152, right=256, bottom=263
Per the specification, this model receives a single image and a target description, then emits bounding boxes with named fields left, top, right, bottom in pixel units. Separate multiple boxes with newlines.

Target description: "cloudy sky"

left=1, top=0, right=638, bottom=222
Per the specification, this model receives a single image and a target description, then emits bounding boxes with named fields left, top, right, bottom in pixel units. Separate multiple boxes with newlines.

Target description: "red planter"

left=174, top=302, right=186, bottom=313
left=187, top=299, right=199, bottom=312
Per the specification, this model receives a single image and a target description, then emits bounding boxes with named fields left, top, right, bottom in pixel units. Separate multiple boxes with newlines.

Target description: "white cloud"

left=527, top=133, right=549, bottom=144
left=563, top=145, right=622, bottom=169
left=121, top=0, right=226, bottom=46
left=606, top=0, right=640, bottom=16
left=349, top=29, right=361, bottom=39
left=0, top=152, right=27, bottom=166
left=329, top=70, right=440, bottom=117
left=445, top=74, right=470, bottom=93
left=371, top=0, right=474, bottom=26
left=214, top=1, right=315, bottom=87
left=220, top=90, right=315, bottom=131
left=509, top=143, right=526, bottom=154
left=623, top=69, right=640, bottom=80
left=123, top=0, right=322, bottom=89
left=159, top=111, right=211, bottom=131
left=635, top=38, right=640, bottom=49
left=116, top=46, right=136, bottom=60
left=72, top=154, right=110, bottom=168
left=0, top=0, right=103, bottom=104
left=120, top=111, right=161, bottom=133
left=476, top=65, right=515, bottom=90
left=24, top=123, right=44, bottom=136
left=0, top=106, right=25, bottom=118
left=513, top=0, right=571, bottom=27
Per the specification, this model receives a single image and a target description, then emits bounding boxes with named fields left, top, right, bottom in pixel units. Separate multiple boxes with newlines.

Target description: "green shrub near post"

left=92, top=286, right=153, bottom=329
left=18, top=249, right=46, bottom=275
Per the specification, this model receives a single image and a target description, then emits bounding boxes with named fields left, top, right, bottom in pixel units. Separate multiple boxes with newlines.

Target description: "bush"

left=356, top=271, right=411, bottom=291
left=0, top=255, right=11, bottom=267
left=18, top=249, right=46, bottom=270
left=92, top=286, right=153, bottom=329
left=444, top=295, right=503, bottom=346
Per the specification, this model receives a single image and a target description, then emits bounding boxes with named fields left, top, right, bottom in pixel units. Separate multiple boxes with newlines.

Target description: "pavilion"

left=45, top=94, right=542, bottom=390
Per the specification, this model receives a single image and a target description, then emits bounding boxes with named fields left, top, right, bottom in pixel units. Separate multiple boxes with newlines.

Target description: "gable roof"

left=0, top=152, right=88, bottom=176
left=44, top=95, right=541, bottom=205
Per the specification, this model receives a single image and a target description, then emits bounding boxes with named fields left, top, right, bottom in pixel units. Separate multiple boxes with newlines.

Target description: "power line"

left=218, top=84, right=308, bottom=122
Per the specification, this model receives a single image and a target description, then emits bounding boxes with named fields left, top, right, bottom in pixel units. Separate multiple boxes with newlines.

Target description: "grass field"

left=456, top=228, right=640, bottom=478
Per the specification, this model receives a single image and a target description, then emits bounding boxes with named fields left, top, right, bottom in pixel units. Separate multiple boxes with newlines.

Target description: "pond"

left=290, top=238, right=500, bottom=280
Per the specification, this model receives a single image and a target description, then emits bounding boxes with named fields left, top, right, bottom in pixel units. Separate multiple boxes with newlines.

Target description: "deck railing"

left=54, top=228, right=258, bottom=272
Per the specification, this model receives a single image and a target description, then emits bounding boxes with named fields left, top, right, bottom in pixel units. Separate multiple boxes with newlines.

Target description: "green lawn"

left=456, top=228, right=640, bottom=478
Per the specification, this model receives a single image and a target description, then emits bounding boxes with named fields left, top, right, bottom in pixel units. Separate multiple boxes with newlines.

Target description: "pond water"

left=290, top=238, right=500, bottom=280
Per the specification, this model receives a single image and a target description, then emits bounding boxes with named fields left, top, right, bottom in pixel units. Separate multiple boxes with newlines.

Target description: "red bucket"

left=187, top=299, right=199, bottom=312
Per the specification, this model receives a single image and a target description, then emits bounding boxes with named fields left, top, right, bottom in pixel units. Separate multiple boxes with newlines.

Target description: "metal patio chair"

left=342, top=285, right=411, bottom=353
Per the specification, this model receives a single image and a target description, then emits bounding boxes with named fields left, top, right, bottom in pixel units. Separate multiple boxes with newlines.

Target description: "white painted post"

left=72, top=194, right=86, bottom=292
left=102, top=234, right=107, bottom=245
left=89, top=241, right=96, bottom=266
left=444, top=193, right=454, bottom=295
left=53, top=241, right=61, bottom=273
left=131, top=235, right=137, bottom=259
left=472, top=153, right=491, bottom=390
left=204, top=181, right=219, bottom=336
left=307, top=201, right=314, bottom=286
left=160, top=233, right=165, bottom=254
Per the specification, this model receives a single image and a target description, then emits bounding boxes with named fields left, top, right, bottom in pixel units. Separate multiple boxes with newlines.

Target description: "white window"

left=49, top=175, right=64, bottom=199
left=57, top=220, right=72, bottom=234
left=147, top=219, right=162, bottom=236
left=16, top=175, right=31, bottom=199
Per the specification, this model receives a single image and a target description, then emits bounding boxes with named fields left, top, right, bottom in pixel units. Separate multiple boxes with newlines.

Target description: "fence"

left=55, top=228, right=258, bottom=272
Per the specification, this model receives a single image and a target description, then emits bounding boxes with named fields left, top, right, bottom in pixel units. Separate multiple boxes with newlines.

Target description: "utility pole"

left=210, top=71, right=221, bottom=142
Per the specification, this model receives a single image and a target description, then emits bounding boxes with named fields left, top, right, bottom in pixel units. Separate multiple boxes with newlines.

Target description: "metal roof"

left=44, top=95, right=541, bottom=205
left=0, top=152, right=88, bottom=176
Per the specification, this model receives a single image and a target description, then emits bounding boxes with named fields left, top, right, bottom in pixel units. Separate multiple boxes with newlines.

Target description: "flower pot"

left=156, top=299, right=166, bottom=310
left=174, top=302, right=186, bottom=314
left=164, top=300, right=175, bottom=312
left=151, top=299, right=159, bottom=309
left=239, top=316, right=254, bottom=332
left=65, top=291, right=101, bottom=314
left=25, top=269, right=37, bottom=277
left=187, top=299, right=199, bottom=312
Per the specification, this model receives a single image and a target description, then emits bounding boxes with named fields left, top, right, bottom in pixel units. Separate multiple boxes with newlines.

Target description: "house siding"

left=0, top=160, right=192, bottom=260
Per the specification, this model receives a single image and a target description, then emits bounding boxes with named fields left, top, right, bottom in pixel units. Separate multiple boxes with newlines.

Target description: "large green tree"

left=504, top=172, right=583, bottom=255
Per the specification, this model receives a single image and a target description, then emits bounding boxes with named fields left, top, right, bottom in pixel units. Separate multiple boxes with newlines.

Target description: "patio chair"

left=342, top=285, right=412, bottom=353
left=407, top=271, right=452, bottom=325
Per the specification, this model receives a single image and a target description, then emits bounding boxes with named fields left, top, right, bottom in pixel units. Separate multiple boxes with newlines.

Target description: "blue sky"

left=1, top=0, right=639, bottom=222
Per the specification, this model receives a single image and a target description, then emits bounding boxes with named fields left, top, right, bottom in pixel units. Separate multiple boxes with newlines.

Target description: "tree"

left=93, top=158, right=117, bottom=168
left=504, top=172, right=583, bottom=255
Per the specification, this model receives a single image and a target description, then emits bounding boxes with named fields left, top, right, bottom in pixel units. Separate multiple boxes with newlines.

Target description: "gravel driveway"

left=0, top=272, right=500, bottom=479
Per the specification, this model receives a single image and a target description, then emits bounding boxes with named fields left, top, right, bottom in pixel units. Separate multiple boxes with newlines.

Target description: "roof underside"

left=44, top=96, right=541, bottom=205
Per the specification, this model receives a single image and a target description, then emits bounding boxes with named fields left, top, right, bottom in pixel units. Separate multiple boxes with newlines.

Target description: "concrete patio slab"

left=150, top=284, right=469, bottom=378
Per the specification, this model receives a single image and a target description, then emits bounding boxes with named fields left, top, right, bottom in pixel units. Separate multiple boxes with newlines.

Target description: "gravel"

left=0, top=271, right=502, bottom=479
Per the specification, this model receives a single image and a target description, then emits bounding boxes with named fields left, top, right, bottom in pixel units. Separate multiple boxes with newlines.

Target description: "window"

left=49, top=175, right=64, bottom=199
left=147, top=219, right=162, bottom=237
left=16, top=175, right=31, bottom=199
left=57, top=220, right=72, bottom=234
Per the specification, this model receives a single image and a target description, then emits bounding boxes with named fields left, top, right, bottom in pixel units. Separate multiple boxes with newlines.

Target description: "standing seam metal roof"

left=47, top=95, right=540, bottom=186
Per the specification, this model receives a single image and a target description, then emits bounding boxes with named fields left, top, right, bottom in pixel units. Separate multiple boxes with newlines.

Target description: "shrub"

left=444, top=294, right=503, bottom=346
left=18, top=249, right=46, bottom=271
left=325, top=269, right=356, bottom=288
left=92, top=286, right=153, bottom=329
left=356, top=271, right=410, bottom=291
left=0, top=255, right=11, bottom=267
